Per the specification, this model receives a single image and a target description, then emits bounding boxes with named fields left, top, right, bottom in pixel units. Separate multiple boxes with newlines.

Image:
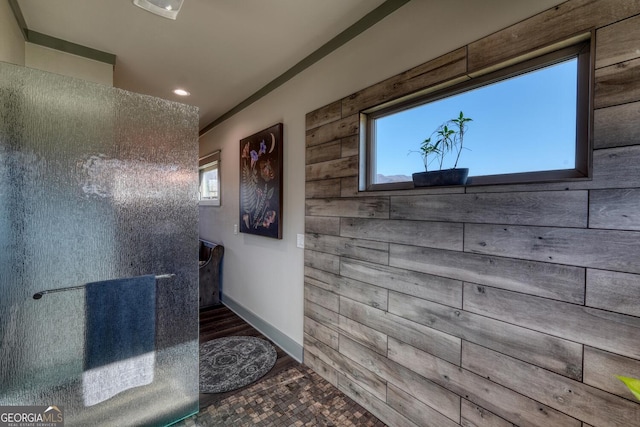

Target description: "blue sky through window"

left=373, top=58, right=578, bottom=182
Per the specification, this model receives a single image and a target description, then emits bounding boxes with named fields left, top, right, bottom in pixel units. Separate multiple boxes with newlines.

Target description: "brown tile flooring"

left=175, top=304, right=386, bottom=427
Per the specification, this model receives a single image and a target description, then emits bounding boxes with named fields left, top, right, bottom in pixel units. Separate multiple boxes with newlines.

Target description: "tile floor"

left=176, top=364, right=386, bottom=427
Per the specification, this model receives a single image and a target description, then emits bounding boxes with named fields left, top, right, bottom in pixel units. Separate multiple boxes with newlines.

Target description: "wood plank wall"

left=303, top=1, right=640, bottom=426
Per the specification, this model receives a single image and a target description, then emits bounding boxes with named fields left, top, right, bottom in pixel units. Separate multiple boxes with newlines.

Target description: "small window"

left=364, top=41, right=590, bottom=190
left=199, top=151, right=221, bottom=206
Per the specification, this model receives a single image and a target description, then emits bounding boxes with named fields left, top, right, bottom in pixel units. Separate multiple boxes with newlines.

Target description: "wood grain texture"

left=306, top=114, right=358, bottom=147
left=304, top=266, right=388, bottom=310
left=306, top=197, right=389, bottom=219
left=464, top=283, right=640, bottom=360
left=465, top=223, right=640, bottom=274
left=341, top=135, right=359, bottom=158
left=468, top=0, right=640, bottom=72
left=462, top=341, right=640, bottom=427
left=338, top=315, right=387, bottom=356
left=304, top=249, right=340, bottom=274
left=305, top=156, right=358, bottom=181
left=387, top=383, right=461, bottom=427
left=595, top=13, right=640, bottom=69
left=304, top=216, right=340, bottom=236
left=340, top=257, right=463, bottom=308
left=340, top=334, right=461, bottom=423
left=337, top=374, right=420, bottom=427
left=583, top=345, right=640, bottom=401
left=461, top=400, right=515, bottom=427
left=304, top=315, right=339, bottom=350
left=305, top=233, right=389, bottom=265
left=305, top=333, right=387, bottom=400
left=389, top=244, right=585, bottom=303
left=306, top=140, right=342, bottom=165
left=340, top=176, right=359, bottom=198
left=589, top=188, right=640, bottom=231
left=388, top=290, right=583, bottom=380
left=390, top=191, right=588, bottom=227
left=304, top=300, right=339, bottom=331
left=594, top=57, right=640, bottom=109
left=342, top=48, right=467, bottom=117
left=306, top=100, right=341, bottom=131
left=593, top=101, right=640, bottom=149
left=340, top=217, right=463, bottom=251
left=388, top=337, right=581, bottom=427
left=303, top=349, right=338, bottom=387
left=340, top=297, right=462, bottom=366
left=586, top=269, right=640, bottom=317
left=305, top=178, right=341, bottom=199
left=305, top=283, right=339, bottom=312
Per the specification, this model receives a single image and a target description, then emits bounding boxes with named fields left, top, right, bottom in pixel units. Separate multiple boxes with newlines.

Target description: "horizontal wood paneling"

left=304, top=266, right=388, bottom=310
left=305, top=156, right=359, bottom=181
left=589, top=188, right=640, bottom=231
left=593, top=101, right=640, bottom=149
left=306, top=197, right=389, bottom=218
left=305, top=178, right=341, bottom=198
left=340, top=258, right=463, bottom=308
left=306, top=114, right=358, bottom=147
left=303, top=2, right=640, bottom=425
left=389, top=244, right=585, bottom=303
left=303, top=349, right=338, bottom=387
left=340, top=334, right=461, bottom=423
left=340, top=217, right=463, bottom=251
left=304, top=234, right=389, bottom=264
left=390, top=191, right=588, bottom=228
left=305, top=334, right=387, bottom=400
left=304, top=216, right=340, bottom=236
left=388, top=337, right=581, bottom=427
left=339, top=314, right=387, bottom=356
left=465, top=223, right=640, bottom=274
left=304, top=315, right=338, bottom=350
left=462, top=341, right=640, bottom=427
left=387, top=383, right=460, bottom=427
left=337, top=374, right=420, bottom=427
left=306, top=100, right=341, bottom=131
left=340, top=297, right=462, bottom=365
left=586, top=268, right=640, bottom=317
left=341, top=48, right=467, bottom=117
left=460, top=400, right=515, bottom=427
left=595, top=13, right=640, bottom=68
left=306, top=140, right=342, bottom=165
left=583, top=346, right=640, bottom=401
left=464, top=283, right=640, bottom=360
left=388, top=290, right=583, bottom=380
left=468, top=0, right=640, bottom=72
left=594, top=57, right=640, bottom=109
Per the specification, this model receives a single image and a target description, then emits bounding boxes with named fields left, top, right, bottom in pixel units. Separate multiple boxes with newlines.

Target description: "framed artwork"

left=239, top=123, right=283, bottom=239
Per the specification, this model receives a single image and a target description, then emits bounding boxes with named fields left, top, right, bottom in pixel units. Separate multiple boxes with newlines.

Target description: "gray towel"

left=83, top=275, right=156, bottom=406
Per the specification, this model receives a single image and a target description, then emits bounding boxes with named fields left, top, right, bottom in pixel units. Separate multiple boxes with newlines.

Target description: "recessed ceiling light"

left=133, top=0, right=184, bottom=20
left=173, top=89, right=190, bottom=96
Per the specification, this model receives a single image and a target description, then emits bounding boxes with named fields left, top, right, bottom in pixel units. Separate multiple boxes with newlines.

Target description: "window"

left=364, top=41, right=591, bottom=190
left=199, top=151, right=221, bottom=206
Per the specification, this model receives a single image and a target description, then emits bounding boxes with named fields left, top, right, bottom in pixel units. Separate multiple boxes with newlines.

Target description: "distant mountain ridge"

left=376, top=174, right=411, bottom=184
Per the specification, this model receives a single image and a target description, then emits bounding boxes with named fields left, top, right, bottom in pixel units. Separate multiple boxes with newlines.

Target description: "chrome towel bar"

left=32, top=274, right=175, bottom=300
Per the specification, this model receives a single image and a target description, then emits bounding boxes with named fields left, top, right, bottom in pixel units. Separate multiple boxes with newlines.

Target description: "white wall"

left=0, top=0, right=25, bottom=65
left=198, top=0, right=564, bottom=352
left=25, top=43, right=113, bottom=86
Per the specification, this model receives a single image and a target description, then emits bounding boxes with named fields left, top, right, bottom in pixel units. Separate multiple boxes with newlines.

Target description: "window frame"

left=362, top=39, right=592, bottom=191
left=199, top=150, right=221, bottom=206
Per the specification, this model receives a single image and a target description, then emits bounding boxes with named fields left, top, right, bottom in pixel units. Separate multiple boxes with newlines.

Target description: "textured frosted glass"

left=0, top=61, right=199, bottom=426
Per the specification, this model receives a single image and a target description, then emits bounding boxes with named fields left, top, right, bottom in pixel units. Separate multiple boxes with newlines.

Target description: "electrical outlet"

left=296, top=234, right=305, bottom=249
left=233, top=224, right=238, bottom=235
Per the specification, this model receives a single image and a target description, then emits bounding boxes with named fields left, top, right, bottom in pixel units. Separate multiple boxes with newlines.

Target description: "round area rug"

left=200, top=336, right=277, bottom=393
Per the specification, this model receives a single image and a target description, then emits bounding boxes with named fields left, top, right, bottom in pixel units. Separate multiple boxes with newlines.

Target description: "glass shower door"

left=0, top=61, right=199, bottom=426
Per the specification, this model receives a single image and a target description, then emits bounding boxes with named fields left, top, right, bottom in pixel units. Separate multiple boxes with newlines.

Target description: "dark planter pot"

left=412, top=168, right=469, bottom=187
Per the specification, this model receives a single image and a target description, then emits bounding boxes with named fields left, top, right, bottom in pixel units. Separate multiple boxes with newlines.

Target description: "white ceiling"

left=17, top=0, right=387, bottom=130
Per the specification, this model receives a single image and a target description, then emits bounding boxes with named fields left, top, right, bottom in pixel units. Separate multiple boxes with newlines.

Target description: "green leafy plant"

left=411, top=111, right=472, bottom=171
left=616, top=375, right=640, bottom=400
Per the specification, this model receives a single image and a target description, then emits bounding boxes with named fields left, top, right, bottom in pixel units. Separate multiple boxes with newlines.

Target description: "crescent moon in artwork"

left=269, top=133, right=276, bottom=153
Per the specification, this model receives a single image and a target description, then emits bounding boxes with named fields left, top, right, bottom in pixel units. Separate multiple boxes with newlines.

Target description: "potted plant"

left=410, top=111, right=472, bottom=187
